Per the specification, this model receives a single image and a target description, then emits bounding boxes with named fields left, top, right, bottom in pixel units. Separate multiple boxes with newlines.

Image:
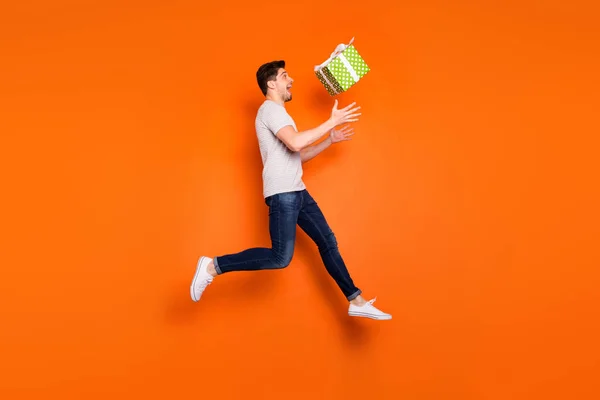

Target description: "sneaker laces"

left=354, top=297, right=377, bottom=308
left=196, top=276, right=213, bottom=291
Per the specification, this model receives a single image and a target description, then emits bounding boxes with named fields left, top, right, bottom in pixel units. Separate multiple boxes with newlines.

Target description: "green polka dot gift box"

left=314, top=37, right=370, bottom=96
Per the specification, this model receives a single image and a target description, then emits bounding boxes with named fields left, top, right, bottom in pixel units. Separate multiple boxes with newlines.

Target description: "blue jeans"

left=213, top=189, right=362, bottom=301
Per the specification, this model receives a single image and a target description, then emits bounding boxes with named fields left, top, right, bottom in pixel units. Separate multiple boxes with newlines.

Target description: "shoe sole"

left=190, top=256, right=207, bottom=302
left=348, top=311, right=392, bottom=320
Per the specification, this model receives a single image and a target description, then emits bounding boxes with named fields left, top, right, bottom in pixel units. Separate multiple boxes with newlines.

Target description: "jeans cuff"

left=213, top=256, right=223, bottom=275
left=347, top=289, right=362, bottom=301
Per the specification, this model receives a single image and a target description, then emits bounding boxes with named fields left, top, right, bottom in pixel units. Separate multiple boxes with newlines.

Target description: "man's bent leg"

left=213, top=191, right=301, bottom=274
left=297, top=190, right=391, bottom=320
left=296, top=190, right=361, bottom=301
left=191, top=191, right=301, bottom=302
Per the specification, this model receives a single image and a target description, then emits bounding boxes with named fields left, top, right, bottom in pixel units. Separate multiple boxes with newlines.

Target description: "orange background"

left=1, top=1, right=599, bottom=399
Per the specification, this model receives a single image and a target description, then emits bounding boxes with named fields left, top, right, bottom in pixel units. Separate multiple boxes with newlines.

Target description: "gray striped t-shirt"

left=255, top=100, right=306, bottom=199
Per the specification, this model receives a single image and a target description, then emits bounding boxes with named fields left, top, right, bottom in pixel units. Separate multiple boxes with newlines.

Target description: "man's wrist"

left=324, top=118, right=336, bottom=132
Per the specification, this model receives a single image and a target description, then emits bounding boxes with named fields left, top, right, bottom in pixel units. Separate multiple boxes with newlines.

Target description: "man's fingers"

left=342, top=102, right=357, bottom=111
left=333, top=99, right=338, bottom=110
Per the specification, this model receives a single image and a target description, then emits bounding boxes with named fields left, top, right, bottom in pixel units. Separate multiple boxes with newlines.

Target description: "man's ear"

left=267, top=80, right=276, bottom=89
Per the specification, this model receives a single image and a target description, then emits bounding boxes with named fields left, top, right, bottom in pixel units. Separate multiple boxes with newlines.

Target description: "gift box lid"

left=314, top=37, right=356, bottom=71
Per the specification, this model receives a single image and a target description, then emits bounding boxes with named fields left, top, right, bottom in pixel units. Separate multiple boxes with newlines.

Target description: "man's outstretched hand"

left=330, top=100, right=361, bottom=127
left=330, top=125, right=355, bottom=144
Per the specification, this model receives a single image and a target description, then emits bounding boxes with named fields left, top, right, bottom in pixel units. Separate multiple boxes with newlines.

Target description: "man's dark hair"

left=256, top=60, right=285, bottom=96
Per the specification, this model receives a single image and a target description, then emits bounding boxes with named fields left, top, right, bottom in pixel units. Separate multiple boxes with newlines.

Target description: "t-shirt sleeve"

left=263, top=103, right=294, bottom=136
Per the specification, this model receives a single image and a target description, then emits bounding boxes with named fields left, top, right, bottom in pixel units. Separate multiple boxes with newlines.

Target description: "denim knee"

left=320, top=231, right=338, bottom=252
left=273, top=239, right=295, bottom=269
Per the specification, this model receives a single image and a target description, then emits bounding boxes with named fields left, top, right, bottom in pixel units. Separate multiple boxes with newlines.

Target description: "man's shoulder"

left=257, top=100, right=287, bottom=117
left=255, top=100, right=296, bottom=137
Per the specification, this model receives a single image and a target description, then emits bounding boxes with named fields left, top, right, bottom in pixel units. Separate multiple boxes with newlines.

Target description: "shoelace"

left=196, top=276, right=213, bottom=292
left=354, top=297, right=377, bottom=308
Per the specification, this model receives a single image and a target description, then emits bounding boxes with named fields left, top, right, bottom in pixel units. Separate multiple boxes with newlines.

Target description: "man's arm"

left=276, top=120, right=334, bottom=152
left=300, top=136, right=332, bottom=163
left=275, top=100, right=361, bottom=152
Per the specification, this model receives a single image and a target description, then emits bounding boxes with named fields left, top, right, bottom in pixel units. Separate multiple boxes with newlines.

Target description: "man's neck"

left=265, top=94, right=285, bottom=106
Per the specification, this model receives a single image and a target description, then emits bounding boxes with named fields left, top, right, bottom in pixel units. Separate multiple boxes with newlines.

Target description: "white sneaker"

left=190, top=256, right=214, bottom=302
left=348, top=297, right=392, bottom=320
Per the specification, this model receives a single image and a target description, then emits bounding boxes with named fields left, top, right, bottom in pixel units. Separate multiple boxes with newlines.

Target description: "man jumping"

left=190, top=60, right=391, bottom=320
